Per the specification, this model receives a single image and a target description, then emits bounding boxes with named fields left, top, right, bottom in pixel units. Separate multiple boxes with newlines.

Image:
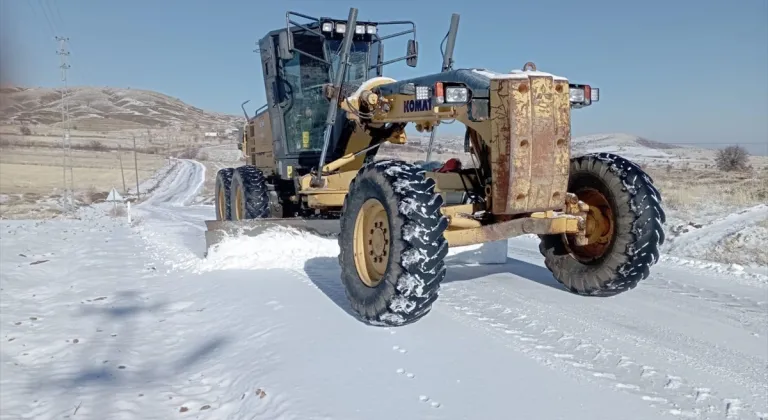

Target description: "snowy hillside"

left=1, top=155, right=767, bottom=419
left=0, top=86, right=240, bottom=132
left=573, top=133, right=678, bottom=161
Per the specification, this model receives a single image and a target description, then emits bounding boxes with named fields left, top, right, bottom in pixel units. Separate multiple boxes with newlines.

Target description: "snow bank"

left=195, top=227, right=508, bottom=274
left=193, top=227, right=339, bottom=273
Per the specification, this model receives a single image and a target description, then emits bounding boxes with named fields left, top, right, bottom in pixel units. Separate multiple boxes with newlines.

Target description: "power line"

left=49, top=0, right=66, bottom=33
left=37, top=0, right=58, bottom=36
left=26, top=0, right=55, bottom=39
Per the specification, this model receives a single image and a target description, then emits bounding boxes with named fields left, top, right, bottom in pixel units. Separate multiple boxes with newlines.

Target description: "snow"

left=664, top=205, right=768, bottom=260
left=2, top=159, right=767, bottom=420
left=472, top=68, right=568, bottom=81
left=572, top=133, right=678, bottom=162
left=662, top=204, right=768, bottom=274
left=198, top=145, right=244, bottom=163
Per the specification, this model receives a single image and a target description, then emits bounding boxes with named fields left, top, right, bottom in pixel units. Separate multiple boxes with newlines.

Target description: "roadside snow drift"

left=2, top=159, right=767, bottom=420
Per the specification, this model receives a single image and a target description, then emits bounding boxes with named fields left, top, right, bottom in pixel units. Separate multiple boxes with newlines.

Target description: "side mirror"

left=278, top=30, right=293, bottom=61
left=406, top=39, right=418, bottom=67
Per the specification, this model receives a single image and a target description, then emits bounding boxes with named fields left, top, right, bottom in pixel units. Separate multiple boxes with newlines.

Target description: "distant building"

left=204, top=132, right=218, bottom=138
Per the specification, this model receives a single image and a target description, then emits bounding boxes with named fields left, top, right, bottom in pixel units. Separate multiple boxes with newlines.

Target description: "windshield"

left=280, top=34, right=373, bottom=155
left=327, top=39, right=371, bottom=88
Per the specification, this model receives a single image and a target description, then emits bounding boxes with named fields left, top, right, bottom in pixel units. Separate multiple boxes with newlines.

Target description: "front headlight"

left=335, top=23, right=346, bottom=34
left=569, top=84, right=599, bottom=108
left=569, top=87, right=585, bottom=103
left=415, top=86, right=430, bottom=100
left=445, top=87, right=468, bottom=103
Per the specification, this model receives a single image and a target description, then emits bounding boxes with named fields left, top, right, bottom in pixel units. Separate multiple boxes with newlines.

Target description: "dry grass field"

left=646, top=165, right=768, bottom=220
left=643, top=164, right=768, bottom=267
left=0, top=145, right=166, bottom=219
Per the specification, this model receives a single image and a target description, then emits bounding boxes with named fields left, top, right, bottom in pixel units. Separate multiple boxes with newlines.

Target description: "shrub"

left=715, top=145, right=750, bottom=172
left=87, top=140, right=107, bottom=151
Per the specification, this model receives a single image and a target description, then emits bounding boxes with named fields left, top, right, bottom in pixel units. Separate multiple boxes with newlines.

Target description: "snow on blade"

left=191, top=227, right=339, bottom=273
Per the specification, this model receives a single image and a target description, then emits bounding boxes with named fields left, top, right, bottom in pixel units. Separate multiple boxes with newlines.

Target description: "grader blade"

left=204, top=218, right=341, bottom=252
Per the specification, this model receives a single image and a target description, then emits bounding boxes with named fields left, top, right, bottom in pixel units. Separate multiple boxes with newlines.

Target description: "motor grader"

left=209, top=8, right=666, bottom=326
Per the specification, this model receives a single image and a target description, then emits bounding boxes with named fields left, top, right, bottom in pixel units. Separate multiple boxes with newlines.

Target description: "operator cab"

left=257, top=19, right=377, bottom=172
left=273, top=24, right=376, bottom=154
left=256, top=13, right=416, bottom=177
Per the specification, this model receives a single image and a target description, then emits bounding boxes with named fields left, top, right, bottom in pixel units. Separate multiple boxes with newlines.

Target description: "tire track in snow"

left=133, top=159, right=212, bottom=266
left=290, top=266, right=447, bottom=412
left=652, top=277, right=767, bottom=336
left=438, top=288, right=767, bottom=420
left=508, top=242, right=766, bottom=319
left=139, top=159, right=205, bottom=207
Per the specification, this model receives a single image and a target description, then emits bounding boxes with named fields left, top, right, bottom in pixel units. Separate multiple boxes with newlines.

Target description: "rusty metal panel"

left=525, top=75, right=557, bottom=211
left=488, top=79, right=512, bottom=214
left=551, top=79, right=571, bottom=209
left=507, top=78, right=534, bottom=214
left=488, top=73, right=570, bottom=215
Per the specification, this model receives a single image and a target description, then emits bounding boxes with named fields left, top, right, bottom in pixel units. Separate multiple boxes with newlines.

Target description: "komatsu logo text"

left=403, top=98, right=432, bottom=113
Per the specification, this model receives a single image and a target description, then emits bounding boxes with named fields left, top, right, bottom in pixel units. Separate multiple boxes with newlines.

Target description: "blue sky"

left=3, top=0, right=767, bottom=154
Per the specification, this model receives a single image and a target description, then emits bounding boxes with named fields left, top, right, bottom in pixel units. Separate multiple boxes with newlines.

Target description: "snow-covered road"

left=1, top=159, right=766, bottom=420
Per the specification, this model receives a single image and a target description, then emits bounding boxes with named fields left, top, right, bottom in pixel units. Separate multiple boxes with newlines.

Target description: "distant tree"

left=715, top=145, right=750, bottom=172
left=19, top=126, right=31, bottom=135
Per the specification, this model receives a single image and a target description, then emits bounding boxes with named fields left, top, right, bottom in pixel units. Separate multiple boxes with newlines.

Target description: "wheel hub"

left=234, top=186, right=243, bottom=220
left=354, top=199, right=391, bottom=287
left=369, top=221, right=389, bottom=260
left=566, top=187, right=615, bottom=262
left=217, top=188, right=225, bottom=219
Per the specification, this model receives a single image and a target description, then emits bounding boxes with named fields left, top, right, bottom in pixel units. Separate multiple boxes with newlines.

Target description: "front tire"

left=214, top=168, right=234, bottom=221
left=539, top=152, right=666, bottom=296
left=338, top=159, right=449, bottom=326
left=230, top=165, right=270, bottom=220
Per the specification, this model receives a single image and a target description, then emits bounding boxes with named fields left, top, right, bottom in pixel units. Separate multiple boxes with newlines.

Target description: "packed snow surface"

left=1, top=159, right=766, bottom=420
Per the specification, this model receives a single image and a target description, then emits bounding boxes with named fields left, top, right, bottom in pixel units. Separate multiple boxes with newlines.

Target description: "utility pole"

left=117, top=144, right=126, bottom=194
left=132, top=135, right=140, bottom=200
left=56, top=36, right=73, bottom=211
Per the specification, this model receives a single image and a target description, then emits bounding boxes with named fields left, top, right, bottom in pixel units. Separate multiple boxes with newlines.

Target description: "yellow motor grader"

left=209, top=9, right=666, bottom=326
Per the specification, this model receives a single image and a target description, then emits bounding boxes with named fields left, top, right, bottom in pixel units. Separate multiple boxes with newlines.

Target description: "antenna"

left=441, top=14, right=460, bottom=72
left=425, top=13, right=460, bottom=163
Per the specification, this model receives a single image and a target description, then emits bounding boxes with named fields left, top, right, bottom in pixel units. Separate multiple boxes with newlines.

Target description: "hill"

left=0, top=86, right=241, bottom=134
left=390, top=131, right=768, bottom=170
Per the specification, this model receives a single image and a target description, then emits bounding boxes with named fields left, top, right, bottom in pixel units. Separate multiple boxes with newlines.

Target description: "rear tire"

left=230, top=165, right=270, bottom=220
left=539, top=152, right=666, bottom=296
left=214, top=168, right=234, bottom=221
left=338, top=159, right=449, bottom=326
